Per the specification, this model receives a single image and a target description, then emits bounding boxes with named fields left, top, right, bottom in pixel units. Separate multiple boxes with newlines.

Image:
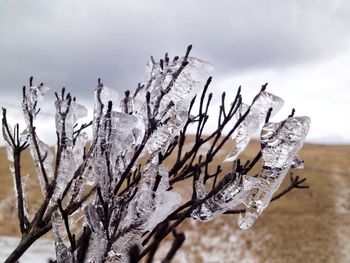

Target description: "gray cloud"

left=1, top=0, right=350, bottom=144
left=1, top=0, right=350, bottom=97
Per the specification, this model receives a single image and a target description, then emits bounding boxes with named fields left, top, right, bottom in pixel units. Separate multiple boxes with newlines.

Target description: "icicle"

left=191, top=173, right=261, bottom=221
left=225, top=91, right=284, bottom=162
left=238, top=116, right=311, bottom=229
left=67, top=176, right=85, bottom=204
left=52, top=211, right=74, bottom=263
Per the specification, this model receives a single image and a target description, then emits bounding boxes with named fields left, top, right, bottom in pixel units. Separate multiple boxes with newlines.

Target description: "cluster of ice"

left=71, top=56, right=212, bottom=262
left=83, top=158, right=181, bottom=262
left=191, top=87, right=310, bottom=229
left=93, top=110, right=145, bottom=197
left=133, top=56, right=213, bottom=156
left=13, top=53, right=311, bottom=262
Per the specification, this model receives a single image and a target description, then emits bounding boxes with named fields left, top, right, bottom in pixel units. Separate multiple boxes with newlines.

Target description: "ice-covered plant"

left=1, top=46, right=310, bottom=262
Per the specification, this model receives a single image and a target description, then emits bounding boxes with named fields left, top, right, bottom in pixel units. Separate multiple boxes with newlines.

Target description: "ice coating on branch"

left=21, top=131, right=54, bottom=196
left=93, top=85, right=119, bottom=134
left=133, top=56, right=212, bottom=156
left=225, top=91, right=284, bottom=162
left=191, top=173, right=261, bottom=221
left=21, top=84, right=54, bottom=195
left=22, top=85, right=50, bottom=116
left=54, top=99, right=87, bottom=200
left=238, top=116, right=311, bottom=229
left=93, top=111, right=145, bottom=196
left=52, top=211, right=74, bottom=263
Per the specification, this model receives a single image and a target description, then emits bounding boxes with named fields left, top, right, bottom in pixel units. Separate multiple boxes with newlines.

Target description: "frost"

left=225, top=91, right=284, bottom=162
left=238, top=116, right=311, bottom=229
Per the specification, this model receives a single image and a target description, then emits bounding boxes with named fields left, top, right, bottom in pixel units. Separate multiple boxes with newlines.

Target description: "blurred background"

left=1, top=0, right=350, bottom=262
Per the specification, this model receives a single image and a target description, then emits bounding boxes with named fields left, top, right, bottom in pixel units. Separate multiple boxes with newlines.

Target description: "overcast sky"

left=1, top=0, right=350, bottom=145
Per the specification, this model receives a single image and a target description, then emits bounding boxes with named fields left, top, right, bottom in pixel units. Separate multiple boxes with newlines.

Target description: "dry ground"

left=0, top=140, right=350, bottom=262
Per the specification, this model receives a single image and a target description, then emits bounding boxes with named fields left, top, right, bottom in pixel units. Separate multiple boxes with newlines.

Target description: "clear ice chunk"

left=238, top=116, right=311, bottom=229
left=109, top=160, right=181, bottom=260
left=93, top=111, right=145, bottom=195
left=191, top=173, right=261, bottom=221
left=52, top=211, right=73, bottom=263
left=225, top=91, right=284, bottom=162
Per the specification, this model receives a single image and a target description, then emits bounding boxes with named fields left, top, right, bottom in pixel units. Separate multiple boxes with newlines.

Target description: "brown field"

left=0, top=139, right=350, bottom=262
